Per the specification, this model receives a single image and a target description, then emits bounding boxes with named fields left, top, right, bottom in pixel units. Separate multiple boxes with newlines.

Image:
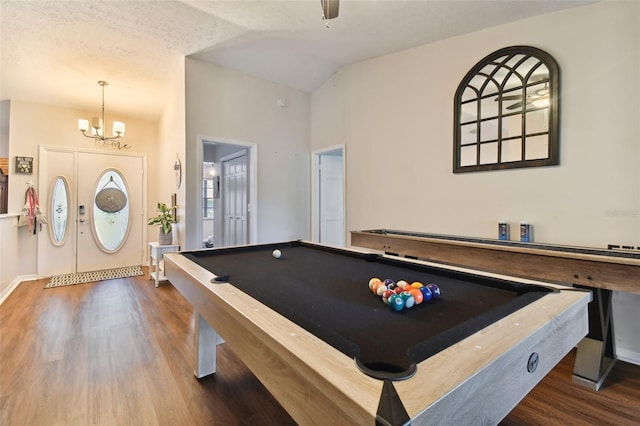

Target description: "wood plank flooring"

left=1, top=272, right=639, bottom=425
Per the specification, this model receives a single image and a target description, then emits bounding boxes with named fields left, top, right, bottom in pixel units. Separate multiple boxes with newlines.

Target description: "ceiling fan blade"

left=529, top=93, right=548, bottom=101
left=506, top=101, right=524, bottom=110
left=500, top=94, right=523, bottom=101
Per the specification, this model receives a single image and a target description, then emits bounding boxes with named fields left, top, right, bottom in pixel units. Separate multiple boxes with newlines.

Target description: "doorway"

left=312, top=146, right=345, bottom=247
left=38, top=146, right=145, bottom=277
left=198, top=137, right=257, bottom=249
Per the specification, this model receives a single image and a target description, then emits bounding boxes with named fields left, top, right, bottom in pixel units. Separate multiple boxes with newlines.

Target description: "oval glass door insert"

left=50, top=176, right=69, bottom=246
left=93, top=169, right=130, bottom=252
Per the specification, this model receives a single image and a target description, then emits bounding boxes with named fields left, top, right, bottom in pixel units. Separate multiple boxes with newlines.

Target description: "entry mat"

left=45, top=266, right=144, bottom=288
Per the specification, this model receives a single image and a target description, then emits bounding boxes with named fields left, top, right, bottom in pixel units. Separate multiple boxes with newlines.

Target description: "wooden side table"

left=149, top=242, right=180, bottom=287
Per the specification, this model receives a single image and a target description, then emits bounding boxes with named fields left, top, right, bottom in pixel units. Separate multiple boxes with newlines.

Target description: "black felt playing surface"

left=183, top=241, right=552, bottom=378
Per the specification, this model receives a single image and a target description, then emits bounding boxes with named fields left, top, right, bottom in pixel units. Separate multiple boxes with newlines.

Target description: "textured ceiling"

left=0, top=0, right=596, bottom=121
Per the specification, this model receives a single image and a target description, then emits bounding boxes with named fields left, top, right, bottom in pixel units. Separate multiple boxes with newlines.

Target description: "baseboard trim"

left=0, top=275, right=37, bottom=305
left=617, top=348, right=640, bottom=367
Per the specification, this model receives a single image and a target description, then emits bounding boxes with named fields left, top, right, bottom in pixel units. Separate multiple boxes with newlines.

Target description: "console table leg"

left=572, top=288, right=616, bottom=390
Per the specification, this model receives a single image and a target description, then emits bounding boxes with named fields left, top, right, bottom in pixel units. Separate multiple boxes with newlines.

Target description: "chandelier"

left=78, top=81, right=129, bottom=149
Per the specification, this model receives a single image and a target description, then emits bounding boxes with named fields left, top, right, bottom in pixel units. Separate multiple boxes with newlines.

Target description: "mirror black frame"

left=453, top=46, right=559, bottom=173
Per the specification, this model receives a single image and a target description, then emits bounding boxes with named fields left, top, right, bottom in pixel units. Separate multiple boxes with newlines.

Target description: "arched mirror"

left=454, top=46, right=559, bottom=173
left=49, top=176, right=70, bottom=246
left=92, top=169, right=130, bottom=252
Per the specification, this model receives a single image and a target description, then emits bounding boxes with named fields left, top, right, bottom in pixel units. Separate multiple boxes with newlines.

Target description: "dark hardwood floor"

left=1, top=271, right=639, bottom=425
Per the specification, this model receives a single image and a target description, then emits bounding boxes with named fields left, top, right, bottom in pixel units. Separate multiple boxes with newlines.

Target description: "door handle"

left=79, top=218, right=86, bottom=223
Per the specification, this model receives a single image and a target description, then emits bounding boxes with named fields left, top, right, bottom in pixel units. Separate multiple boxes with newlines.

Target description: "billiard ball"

left=400, top=291, right=415, bottom=308
left=389, top=294, right=405, bottom=311
left=272, top=249, right=282, bottom=259
left=409, top=288, right=423, bottom=304
left=396, top=280, right=409, bottom=289
left=419, top=286, right=433, bottom=302
left=426, top=283, right=441, bottom=298
left=383, top=278, right=395, bottom=287
left=369, top=277, right=382, bottom=290
left=376, top=284, right=388, bottom=296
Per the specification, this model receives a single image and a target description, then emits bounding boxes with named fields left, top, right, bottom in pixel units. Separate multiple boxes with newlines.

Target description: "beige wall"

left=0, top=101, right=9, bottom=158
left=312, top=1, right=639, bottom=249
left=156, top=60, right=187, bottom=250
left=185, top=58, right=311, bottom=249
left=0, top=214, right=20, bottom=298
left=311, top=1, right=640, bottom=363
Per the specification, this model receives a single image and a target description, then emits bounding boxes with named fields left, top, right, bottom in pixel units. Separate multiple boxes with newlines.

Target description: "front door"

left=76, top=151, right=143, bottom=272
left=38, top=147, right=144, bottom=277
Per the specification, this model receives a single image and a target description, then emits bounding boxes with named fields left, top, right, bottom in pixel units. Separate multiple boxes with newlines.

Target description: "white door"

left=319, top=153, right=344, bottom=246
left=38, top=147, right=144, bottom=276
left=312, top=147, right=345, bottom=247
left=77, top=152, right=143, bottom=272
left=38, top=148, right=77, bottom=276
left=223, top=153, right=248, bottom=246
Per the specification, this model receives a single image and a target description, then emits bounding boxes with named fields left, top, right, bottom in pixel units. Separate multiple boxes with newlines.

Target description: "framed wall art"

left=15, top=156, right=33, bottom=174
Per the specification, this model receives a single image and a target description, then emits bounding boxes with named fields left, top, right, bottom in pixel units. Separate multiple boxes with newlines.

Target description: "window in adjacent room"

left=202, top=162, right=216, bottom=219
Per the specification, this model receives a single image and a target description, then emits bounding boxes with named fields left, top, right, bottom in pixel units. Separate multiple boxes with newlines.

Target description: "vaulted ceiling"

left=0, top=0, right=595, bottom=121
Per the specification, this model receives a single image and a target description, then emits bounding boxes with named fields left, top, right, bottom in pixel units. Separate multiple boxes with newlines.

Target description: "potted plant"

left=147, top=202, right=176, bottom=245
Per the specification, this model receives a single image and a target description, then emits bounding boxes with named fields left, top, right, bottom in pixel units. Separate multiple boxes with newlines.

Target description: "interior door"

left=223, top=153, right=248, bottom=247
left=38, top=147, right=144, bottom=276
left=319, top=153, right=344, bottom=246
left=77, top=152, right=143, bottom=272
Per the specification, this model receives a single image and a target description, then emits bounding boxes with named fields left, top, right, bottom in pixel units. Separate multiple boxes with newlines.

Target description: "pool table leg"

left=194, top=311, right=225, bottom=379
left=572, top=287, right=616, bottom=391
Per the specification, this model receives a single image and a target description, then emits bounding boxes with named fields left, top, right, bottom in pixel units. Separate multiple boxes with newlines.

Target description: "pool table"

left=351, top=229, right=640, bottom=390
left=164, top=241, right=590, bottom=425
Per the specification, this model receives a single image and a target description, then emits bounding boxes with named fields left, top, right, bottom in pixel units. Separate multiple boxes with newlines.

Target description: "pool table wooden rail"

left=164, top=245, right=589, bottom=425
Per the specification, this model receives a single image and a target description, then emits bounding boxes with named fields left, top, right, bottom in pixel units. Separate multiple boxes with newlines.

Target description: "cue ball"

left=272, top=249, right=282, bottom=259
